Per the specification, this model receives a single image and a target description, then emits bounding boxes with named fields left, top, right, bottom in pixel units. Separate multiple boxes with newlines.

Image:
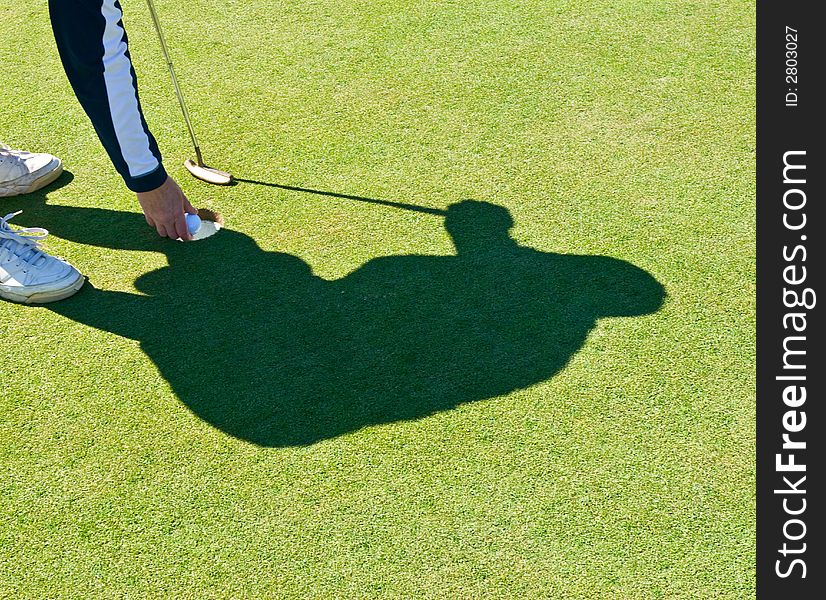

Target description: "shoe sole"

left=0, top=273, right=85, bottom=305
left=0, top=158, right=63, bottom=197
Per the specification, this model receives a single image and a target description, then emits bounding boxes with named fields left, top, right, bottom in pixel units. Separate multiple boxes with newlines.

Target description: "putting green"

left=1, top=1, right=755, bottom=597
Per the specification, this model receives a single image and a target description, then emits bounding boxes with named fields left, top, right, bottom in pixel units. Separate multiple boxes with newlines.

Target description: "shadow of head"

left=445, top=200, right=515, bottom=254
left=39, top=187, right=664, bottom=447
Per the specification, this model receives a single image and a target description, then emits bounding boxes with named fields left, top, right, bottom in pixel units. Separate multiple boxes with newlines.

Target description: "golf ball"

left=185, top=213, right=202, bottom=234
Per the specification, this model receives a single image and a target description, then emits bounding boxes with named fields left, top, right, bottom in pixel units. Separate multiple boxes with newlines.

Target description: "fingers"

left=144, top=212, right=159, bottom=234
left=173, top=212, right=192, bottom=241
left=184, top=197, right=198, bottom=216
left=176, top=188, right=194, bottom=240
left=153, top=217, right=190, bottom=241
left=136, top=176, right=199, bottom=241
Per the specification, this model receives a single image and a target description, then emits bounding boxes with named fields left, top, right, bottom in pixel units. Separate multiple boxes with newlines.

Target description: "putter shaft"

left=145, top=0, right=203, bottom=166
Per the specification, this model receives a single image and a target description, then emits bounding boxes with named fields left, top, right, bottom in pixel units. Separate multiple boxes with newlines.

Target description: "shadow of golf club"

left=233, top=177, right=448, bottom=216
left=14, top=176, right=666, bottom=447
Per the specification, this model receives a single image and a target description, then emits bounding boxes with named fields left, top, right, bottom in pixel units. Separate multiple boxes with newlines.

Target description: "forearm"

left=49, top=0, right=167, bottom=192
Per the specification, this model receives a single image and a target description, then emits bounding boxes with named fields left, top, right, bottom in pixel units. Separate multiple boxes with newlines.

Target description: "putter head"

left=184, top=159, right=232, bottom=185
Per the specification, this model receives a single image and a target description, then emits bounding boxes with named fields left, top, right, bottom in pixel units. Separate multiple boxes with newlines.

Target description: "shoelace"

left=0, top=211, right=49, bottom=268
left=0, top=143, right=21, bottom=174
left=0, top=143, right=28, bottom=159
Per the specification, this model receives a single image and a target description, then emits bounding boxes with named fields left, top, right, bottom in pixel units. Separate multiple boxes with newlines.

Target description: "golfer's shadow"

left=17, top=174, right=665, bottom=446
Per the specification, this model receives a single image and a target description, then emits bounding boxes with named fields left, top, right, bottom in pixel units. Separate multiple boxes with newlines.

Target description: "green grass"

left=1, top=0, right=754, bottom=597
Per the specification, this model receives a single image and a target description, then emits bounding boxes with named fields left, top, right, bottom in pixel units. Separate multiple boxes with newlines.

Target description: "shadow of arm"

left=47, top=283, right=148, bottom=341
left=586, top=256, right=666, bottom=318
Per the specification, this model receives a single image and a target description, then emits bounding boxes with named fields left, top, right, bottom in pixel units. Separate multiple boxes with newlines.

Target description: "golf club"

left=145, top=0, right=232, bottom=185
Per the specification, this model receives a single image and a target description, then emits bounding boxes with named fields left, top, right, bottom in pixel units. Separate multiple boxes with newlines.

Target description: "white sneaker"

left=0, top=145, right=63, bottom=197
left=0, top=211, right=84, bottom=304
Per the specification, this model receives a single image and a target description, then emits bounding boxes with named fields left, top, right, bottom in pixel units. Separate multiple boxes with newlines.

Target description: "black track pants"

left=49, top=0, right=167, bottom=192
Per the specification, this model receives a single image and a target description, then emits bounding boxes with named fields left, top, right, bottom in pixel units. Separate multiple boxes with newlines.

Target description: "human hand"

left=136, top=176, right=198, bottom=240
